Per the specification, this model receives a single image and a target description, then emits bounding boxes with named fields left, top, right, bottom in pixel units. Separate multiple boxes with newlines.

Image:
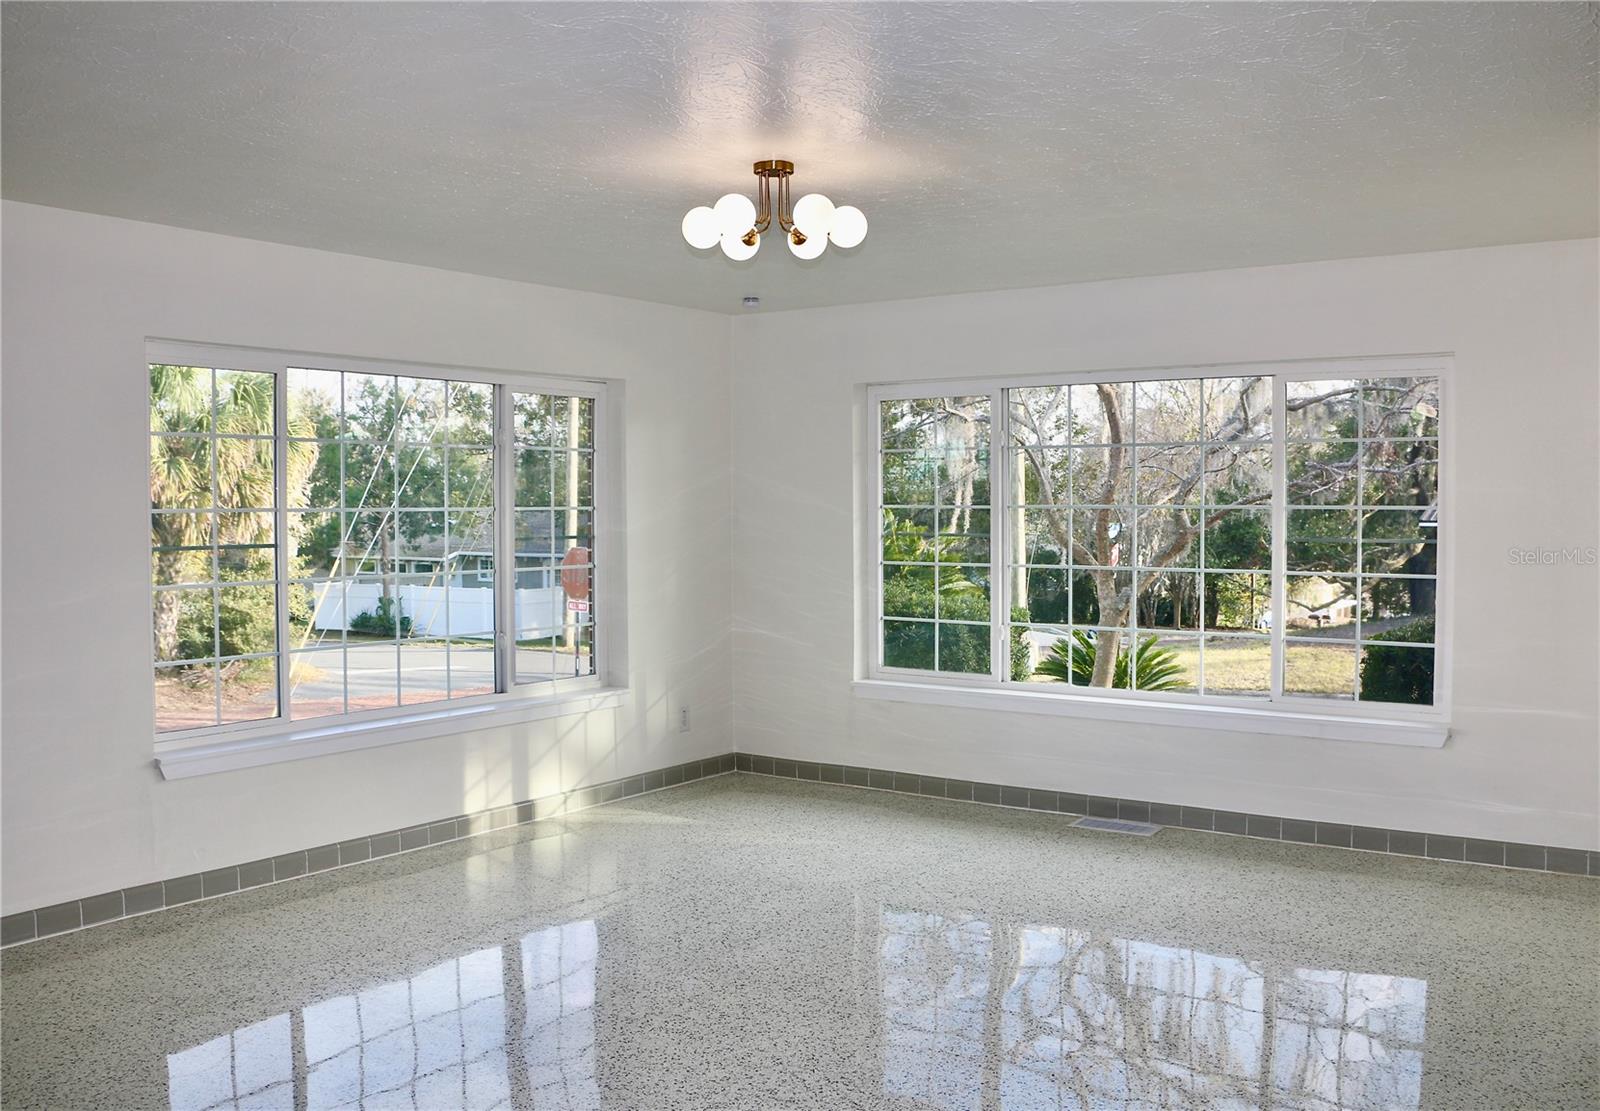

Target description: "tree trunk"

left=1089, top=570, right=1127, bottom=686
left=153, top=557, right=184, bottom=661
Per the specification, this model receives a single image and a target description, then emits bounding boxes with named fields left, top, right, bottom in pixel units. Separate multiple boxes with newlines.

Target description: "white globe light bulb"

left=713, top=193, right=757, bottom=239
left=828, top=205, right=868, bottom=249
left=681, top=206, right=720, bottom=250
left=791, top=193, right=836, bottom=238
left=720, top=230, right=759, bottom=261
left=788, top=231, right=827, bottom=260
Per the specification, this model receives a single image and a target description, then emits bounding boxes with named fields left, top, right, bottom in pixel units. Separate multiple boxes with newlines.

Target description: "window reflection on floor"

left=166, top=1014, right=293, bottom=1111
left=301, top=945, right=508, bottom=1109
left=164, top=920, right=598, bottom=1111
left=881, top=909, right=1426, bottom=1111
left=521, top=919, right=599, bottom=1107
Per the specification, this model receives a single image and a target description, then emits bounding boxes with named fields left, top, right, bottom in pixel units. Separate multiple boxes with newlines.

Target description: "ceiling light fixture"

left=682, top=160, right=867, bottom=261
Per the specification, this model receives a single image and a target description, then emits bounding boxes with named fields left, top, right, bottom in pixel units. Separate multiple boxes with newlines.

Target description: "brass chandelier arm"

left=744, top=159, right=802, bottom=246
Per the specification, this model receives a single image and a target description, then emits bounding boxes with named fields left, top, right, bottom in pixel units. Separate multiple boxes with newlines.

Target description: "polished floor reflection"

left=3, top=775, right=1596, bottom=1109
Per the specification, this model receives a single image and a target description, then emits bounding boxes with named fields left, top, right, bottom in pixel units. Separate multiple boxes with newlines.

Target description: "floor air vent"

left=1072, top=816, right=1162, bottom=836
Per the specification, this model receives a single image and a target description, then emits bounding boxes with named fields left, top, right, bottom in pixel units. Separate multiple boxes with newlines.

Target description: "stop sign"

left=561, top=547, right=590, bottom=600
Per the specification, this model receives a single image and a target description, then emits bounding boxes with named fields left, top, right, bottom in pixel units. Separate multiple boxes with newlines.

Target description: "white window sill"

left=154, top=688, right=631, bottom=780
left=852, top=680, right=1448, bottom=747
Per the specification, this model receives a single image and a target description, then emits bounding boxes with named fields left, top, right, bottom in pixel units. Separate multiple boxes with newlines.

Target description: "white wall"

left=731, top=239, right=1600, bottom=851
left=4, top=203, right=1595, bottom=915
left=1, top=201, right=734, bottom=912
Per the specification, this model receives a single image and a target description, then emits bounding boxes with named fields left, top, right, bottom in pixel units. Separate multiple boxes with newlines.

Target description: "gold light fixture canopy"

left=682, top=160, right=867, bottom=261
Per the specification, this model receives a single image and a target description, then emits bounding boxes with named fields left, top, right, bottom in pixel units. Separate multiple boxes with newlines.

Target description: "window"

left=150, top=344, right=606, bottom=738
left=870, top=360, right=1445, bottom=717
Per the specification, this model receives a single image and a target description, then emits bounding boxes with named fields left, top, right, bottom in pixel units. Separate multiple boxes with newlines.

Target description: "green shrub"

left=350, top=596, right=413, bottom=638
left=881, top=566, right=1029, bottom=677
left=1033, top=630, right=1186, bottom=690
left=1359, top=616, right=1434, bottom=704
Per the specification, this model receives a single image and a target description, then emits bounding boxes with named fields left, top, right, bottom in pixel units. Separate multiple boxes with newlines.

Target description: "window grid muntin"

left=511, top=391, right=597, bottom=689
left=872, top=360, right=1444, bottom=716
left=877, top=396, right=994, bottom=677
left=150, top=365, right=282, bottom=731
left=152, top=346, right=606, bottom=741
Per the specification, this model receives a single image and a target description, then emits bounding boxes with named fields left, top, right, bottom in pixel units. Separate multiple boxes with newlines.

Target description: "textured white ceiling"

left=4, top=2, right=1596, bottom=313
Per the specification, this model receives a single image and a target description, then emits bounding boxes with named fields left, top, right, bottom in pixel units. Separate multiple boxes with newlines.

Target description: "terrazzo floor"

left=3, top=774, right=1597, bottom=1110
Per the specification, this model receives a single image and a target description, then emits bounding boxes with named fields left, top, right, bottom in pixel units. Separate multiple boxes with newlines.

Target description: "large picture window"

left=871, top=360, right=1445, bottom=716
left=150, top=345, right=606, bottom=737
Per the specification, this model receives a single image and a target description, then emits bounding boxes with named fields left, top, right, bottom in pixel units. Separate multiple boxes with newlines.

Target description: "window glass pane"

left=1361, top=578, right=1436, bottom=640
left=1135, top=378, right=1201, bottom=443
left=1361, top=377, right=1440, bottom=439
left=451, top=645, right=496, bottom=698
left=882, top=452, right=938, bottom=505
left=1017, top=625, right=1073, bottom=683
left=150, top=365, right=212, bottom=435
left=1284, top=575, right=1358, bottom=637
left=1361, top=440, right=1438, bottom=507
left=150, top=436, right=214, bottom=509
left=1204, top=510, right=1269, bottom=570
left=219, top=657, right=277, bottom=725
left=1071, top=507, right=1133, bottom=565
left=447, top=381, right=494, bottom=445
left=1285, top=641, right=1357, bottom=700
left=346, top=642, right=400, bottom=713
left=152, top=512, right=214, bottom=586
left=883, top=565, right=936, bottom=619
left=1201, top=636, right=1270, bottom=697
left=289, top=649, right=346, bottom=719
left=1204, top=377, right=1271, bottom=441
left=1135, top=570, right=1201, bottom=630
left=289, top=511, right=341, bottom=578
left=396, top=447, right=445, bottom=507
left=1134, top=444, right=1204, bottom=505
left=1008, top=386, right=1073, bottom=446
left=287, top=368, right=341, bottom=438
left=1070, top=382, right=1132, bottom=445
left=1204, top=444, right=1271, bottom=506
left=517, top=448, right=554, bottom=507
left=1203, top=573, right=1270, bottom=633
left=343, top=373, right=396, bottom=441
left=397, top=376, right=446, bottom=443
left=553, top=450, right=593, bottom=508
left=883, top=619, right=935, bottom=670
left=1287, top=380, right=1359, bottom=440
left=1012, top=565, right=1071, bottom=626
left=937, top=623, right=989, bottom=674
left=1287, top=440, right=1357, bottom=506
left=554, top=395, right=595, bottom=449
left=1360, top=645, right=1434, bottom=705
left=289, top=581, right=343, bottom=650
left=937, top=566, right=990, bottom=623
left=1133, top=633, right=1198, bottom=693
left=448, top=446, right=495, bottom=507
left=155, top=663, right=217, bottom=731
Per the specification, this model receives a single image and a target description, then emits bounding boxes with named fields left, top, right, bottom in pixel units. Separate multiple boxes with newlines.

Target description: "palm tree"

left=150, top=365, right=317, bottom=662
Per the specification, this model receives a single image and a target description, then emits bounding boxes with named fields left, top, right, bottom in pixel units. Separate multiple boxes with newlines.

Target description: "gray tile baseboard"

left=733, top=753, right=1600, bottom=880
left=0, top=753, right=736, bottom=949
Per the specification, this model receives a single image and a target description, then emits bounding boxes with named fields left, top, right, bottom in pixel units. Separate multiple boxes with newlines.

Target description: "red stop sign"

left=561, top=547, right=590, bottom=600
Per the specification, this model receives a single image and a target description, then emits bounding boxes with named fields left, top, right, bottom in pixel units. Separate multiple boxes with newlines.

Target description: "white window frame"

left=148, top=339, right=626, bottom=777
left=858, top=354, right=1452, bottom=747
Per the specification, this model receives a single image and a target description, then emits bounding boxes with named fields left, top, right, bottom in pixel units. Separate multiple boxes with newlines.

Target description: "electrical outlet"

left=678, top=706, right=691, bottom=732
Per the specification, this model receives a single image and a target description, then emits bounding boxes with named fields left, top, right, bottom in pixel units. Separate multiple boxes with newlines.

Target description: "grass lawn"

left=1023, top=635, right=1358, bottom=697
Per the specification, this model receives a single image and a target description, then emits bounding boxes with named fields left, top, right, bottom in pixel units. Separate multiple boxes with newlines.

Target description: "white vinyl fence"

left=311, top=581, right=568, bottom=638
